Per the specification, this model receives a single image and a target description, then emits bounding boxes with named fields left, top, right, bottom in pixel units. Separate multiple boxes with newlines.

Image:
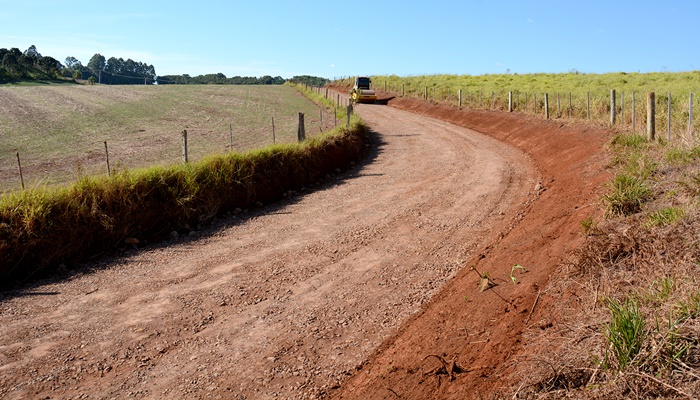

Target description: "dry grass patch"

left=511, top=134, right=700, bottom=399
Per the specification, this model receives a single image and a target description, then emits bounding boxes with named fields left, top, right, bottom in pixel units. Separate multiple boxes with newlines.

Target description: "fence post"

left=544, top=93, right=550, bottom=119
left=647, top=92, right=656, bottom=141
left=668, top=92, right=672, bottom=142
left=181, top=130, right=188, bottom=164
left=401, top=83, right=405, bottom=97
left=610, top=89, right=616, bottom=125
left=229, top=123, right=233, bottom=151
left=491, top=91, right=495, bottom=110
left=16, top=152, right=24, bottom=190
left=569, top=93, right=573, bottom=118
left=424, top=86, right=428, bottom=100
left=346, top=105, right=352, bottom=127
left=320, top=107, right=323, bottom=131
left=297, top=112, right=306, bottom=142
left=690, top=92, right=694, bottom=135
left=334, top=108, right=337, bottom=128
left=508, top=91, right=513, bottom=112
left=458, top=89, right=462, bottom=108
left=632, top=92, right=636, bottom=130
left=104, top=141, right=111, bottom=177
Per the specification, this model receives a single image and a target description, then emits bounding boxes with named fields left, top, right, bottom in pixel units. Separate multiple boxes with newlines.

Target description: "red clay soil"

left=328, top=94, right=612, bottom=399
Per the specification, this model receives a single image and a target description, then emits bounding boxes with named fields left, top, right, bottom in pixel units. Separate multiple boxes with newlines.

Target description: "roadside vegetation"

left=339, top=72, right=700, bottom=138
left=0, top=83, right=367, bottom=288
left=515, top=131, right=700, bottom=398
left=0, top=84, right=335, bottom=192
left=335, top=72, right=700, bottom=398
left=563, top=133, right=700, bottom=398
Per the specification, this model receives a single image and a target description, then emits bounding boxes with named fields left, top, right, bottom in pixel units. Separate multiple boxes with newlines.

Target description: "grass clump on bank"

left=0, top=97, right=369, bottom=288
left=519, top=131, right=700, bottom=398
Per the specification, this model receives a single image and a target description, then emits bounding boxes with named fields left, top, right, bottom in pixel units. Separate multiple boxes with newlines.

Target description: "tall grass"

left=0, top=86, right=369, bottom=287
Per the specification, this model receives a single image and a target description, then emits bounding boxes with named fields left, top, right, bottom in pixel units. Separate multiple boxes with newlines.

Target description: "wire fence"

left=4, top=104, right=348, bottom=194
left=371, top=79, right=697, bottom=142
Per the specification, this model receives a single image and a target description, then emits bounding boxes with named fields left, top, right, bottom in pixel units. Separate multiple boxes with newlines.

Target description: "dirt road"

left=0, top=104, right=536, bottom=399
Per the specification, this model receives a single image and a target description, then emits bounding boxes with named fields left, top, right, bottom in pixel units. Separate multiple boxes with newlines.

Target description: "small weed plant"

left=603, top=297, right=646, bottom=370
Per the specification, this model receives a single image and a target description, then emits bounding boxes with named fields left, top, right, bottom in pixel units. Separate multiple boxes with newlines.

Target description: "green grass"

left=603, top=173, right=653, bottom=216
left=604, top=297, right=646, bottom=370
left=0, top=83, right=369, bottom=287
left=0, top=84, right=333, bottom=192
left=340, top=72, right=700, bottom=138
left=645, top=206, right=685, bottom=227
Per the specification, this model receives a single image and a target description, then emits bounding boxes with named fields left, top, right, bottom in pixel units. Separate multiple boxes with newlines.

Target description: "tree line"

left=1, top=45, right=329, bottom=87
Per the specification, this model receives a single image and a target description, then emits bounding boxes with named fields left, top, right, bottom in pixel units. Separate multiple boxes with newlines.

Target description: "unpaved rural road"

left=0, top=104, right=537, bottom=399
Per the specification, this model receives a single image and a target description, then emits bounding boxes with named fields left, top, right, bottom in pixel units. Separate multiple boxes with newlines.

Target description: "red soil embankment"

left=330, top=94, right=612, bottom=398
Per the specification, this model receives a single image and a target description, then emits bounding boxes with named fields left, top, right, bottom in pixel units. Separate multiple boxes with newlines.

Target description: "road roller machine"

left=350, top=76, right=377, bottom=104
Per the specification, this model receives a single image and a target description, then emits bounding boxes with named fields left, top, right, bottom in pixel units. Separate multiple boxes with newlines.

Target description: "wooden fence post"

left=104, top=141, right=111, bottom=177
left=610, top=89, right=616, bottom=125
left=401, top=83, right=405, bottom=97
left=556, top=93, right=561, bottom=118
left=632, top=92, right=636, bottom=130
left=544, top=93, right=550, bottom=119
left=647, top=92, right=656, bottom=141
left=16, top=152, right=24, bottom=190
left=346, top=105, right=352, bottom=127
left=568, top=93, right=573, bottom=118
left=459, top=89, right=462, bottom=108
left=297, top=113, right=306, bottom=142
left=229, top=123, right=233, bottom=151
left=508, top=91, right=513, bottom=112
left=181, top=130, right=188, bottom=164
left=491, top=91, right=495, bottom=110
left=668, top=92, right=672, bottom=142
left=690, top=92, right=694, bottom=135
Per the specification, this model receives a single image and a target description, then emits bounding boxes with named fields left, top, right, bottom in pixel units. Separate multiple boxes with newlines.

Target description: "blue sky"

left=1, top=0, right=698, bottom=79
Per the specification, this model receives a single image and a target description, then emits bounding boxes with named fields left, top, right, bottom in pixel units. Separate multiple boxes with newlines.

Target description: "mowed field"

left=0, top=84, right=333, bottom=193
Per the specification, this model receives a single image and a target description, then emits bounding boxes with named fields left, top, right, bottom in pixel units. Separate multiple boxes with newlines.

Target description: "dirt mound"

left=329, top=94, right=613, bottom=398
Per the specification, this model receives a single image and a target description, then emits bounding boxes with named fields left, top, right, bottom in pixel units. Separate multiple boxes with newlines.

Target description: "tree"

left=65, top=56, right=81, bottom=69
left=87, top=53, right=106, bottom=74
left=87, top=76, right=97, bottom=85
left=37, top=56, right=62, bottom=77
left=73, top=70, right=82, bottom=80
left=23, top=45, right=41, bottom=59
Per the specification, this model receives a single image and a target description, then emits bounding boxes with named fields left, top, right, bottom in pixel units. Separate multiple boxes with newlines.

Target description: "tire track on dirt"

left=0, top=104, right=536, bottom=399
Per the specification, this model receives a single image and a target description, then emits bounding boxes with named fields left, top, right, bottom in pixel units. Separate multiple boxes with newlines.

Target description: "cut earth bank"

left=329, top=91, right=612, bottom=399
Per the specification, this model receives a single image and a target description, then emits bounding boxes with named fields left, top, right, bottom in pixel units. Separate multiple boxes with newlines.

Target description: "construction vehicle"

left=350, top=76, right=377, bottom=104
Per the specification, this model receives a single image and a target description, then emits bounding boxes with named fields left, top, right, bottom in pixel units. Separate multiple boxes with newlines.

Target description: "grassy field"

left=0, top=83, right=366, bottom=285
left=340, top=72, right=700, bottom=139
left=0, top=84, right=335, bottom=193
